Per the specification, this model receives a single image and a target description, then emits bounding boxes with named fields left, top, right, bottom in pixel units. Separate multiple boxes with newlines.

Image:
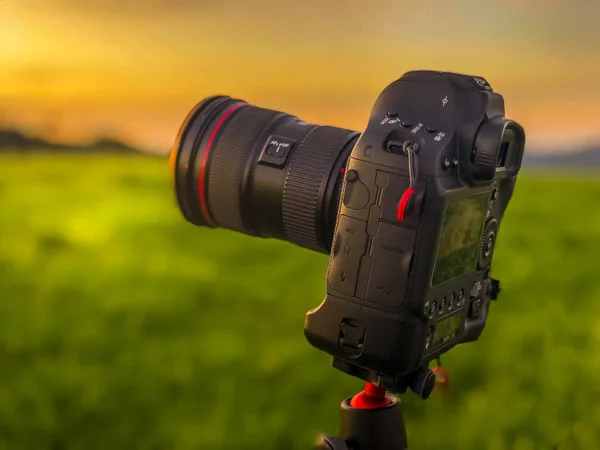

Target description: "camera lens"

left=171, top=96, right=360, bottom=253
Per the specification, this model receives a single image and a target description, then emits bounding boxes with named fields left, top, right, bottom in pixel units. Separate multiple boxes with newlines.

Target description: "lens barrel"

left=171, top=96, right=360, bottom=253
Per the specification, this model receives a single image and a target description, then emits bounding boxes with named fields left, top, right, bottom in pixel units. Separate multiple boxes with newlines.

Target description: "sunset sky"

left=1, top=0, right=599, bottom=153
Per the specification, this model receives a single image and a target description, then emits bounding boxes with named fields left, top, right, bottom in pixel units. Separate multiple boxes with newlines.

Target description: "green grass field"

left=1, top=154, right=599, bottom=450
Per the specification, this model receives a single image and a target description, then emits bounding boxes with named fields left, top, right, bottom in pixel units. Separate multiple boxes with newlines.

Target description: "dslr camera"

left=170, top=71, right=525, bottom=398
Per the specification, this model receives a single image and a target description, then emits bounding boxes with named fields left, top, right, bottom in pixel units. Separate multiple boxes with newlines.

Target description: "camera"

left=170, top=71, right=525, bottom=398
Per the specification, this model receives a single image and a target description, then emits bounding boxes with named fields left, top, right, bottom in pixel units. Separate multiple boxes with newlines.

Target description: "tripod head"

left=332, top=360, right=438, bottom=399
left=315, top=383, right=409, bottom=450
left=314, top=363, right=452, bottom=449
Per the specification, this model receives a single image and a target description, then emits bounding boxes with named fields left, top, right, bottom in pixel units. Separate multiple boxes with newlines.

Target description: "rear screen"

left=433, top=313, right=462, bottom=343
left=431, top=192, right=490, bottom=286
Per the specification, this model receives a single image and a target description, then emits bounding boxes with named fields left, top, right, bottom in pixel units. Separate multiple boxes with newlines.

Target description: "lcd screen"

left=433, top=313, right=462, bottom=343
left=432, top=192, right=490, bottom=286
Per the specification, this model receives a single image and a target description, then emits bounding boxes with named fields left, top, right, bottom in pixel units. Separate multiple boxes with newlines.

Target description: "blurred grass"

left=0, top=153, right=599, bottom=450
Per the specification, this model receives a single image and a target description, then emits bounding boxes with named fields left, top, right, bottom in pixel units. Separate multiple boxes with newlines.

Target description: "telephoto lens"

left=170, top=96, right=360, bottom=253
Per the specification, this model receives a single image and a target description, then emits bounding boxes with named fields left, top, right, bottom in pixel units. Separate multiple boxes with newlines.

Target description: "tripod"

left=315, top=359, right=440, bottom=450
left=313, top=370, right=439, bottom=450
left=314, top=383, right=408, bottom=450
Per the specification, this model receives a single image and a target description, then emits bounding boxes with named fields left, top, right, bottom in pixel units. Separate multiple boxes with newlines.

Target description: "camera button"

left=346, top=169, right=359, bottom=182
left=472, top=76, right=492, bottom=90
left=457, top=290, right=465, bottom=307
left=427, top=326, right=434, bottom=339
left=429, top=301, right=437, bottom=319
left=470, top=281, right=483, bottom=298
left=425, top=126, right=438, bottom=133
left=448, top=294, right=455, bottom=310
left=266, top=144, right=284, bottom=157
left=469, top=298, right=483, bottom=318
left=258, top=135, right=295, bottom=167
left=425, top=326, right=434, bottom=350
left=438, top=297, right=446, bottom=315
left=400, top=121, right=412, bottom=128
left=491, top=187, right=498, bottom=200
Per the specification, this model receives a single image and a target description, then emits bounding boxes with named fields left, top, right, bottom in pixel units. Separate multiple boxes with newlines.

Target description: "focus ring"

left=282, top=126, right=355, bottom=252
left=208, top=106, right=281, bottom=233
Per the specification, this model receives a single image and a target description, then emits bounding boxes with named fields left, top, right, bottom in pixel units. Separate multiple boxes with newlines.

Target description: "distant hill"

left=0, top=128, right=144, bottom=154
left=523, top=146, right=600, bottom=169
left=79, top=138, right=142, bottom=154
left=1, top=126, right=597, bottom=167
left=0, top=128, right=62, bottom=150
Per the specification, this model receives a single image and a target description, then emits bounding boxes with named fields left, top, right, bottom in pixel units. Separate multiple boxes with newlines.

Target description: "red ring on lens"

left=198, top=103, right=244, bottom=225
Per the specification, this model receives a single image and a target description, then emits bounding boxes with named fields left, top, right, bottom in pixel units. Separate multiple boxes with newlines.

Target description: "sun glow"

left=1, top=1, right=599, bottom=152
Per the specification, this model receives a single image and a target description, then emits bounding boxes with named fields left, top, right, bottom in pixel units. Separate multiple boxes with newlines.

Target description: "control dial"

left=478, top=218, right=498, bottom=269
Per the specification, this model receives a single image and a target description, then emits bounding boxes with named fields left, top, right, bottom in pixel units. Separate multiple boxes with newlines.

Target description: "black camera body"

left=304, top=71, right=525, bottom=393
left=171, top=70, right=525, bottom=398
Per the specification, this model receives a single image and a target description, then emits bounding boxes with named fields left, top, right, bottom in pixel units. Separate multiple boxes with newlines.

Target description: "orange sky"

left=1, top=0, right=599, bottom=153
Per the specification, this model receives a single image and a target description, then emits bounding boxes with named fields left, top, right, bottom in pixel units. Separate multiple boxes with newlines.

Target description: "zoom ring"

left=208, top=106, right=281, bottom=233
left=282, top=126, right=355, bottom=252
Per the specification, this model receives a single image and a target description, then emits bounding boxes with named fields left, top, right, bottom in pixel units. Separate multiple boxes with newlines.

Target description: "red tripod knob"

left=349, top=382, right=392, bottom=409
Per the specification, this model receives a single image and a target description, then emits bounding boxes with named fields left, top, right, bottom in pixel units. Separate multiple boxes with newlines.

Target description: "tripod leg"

left=315, top=436, right=351, bottom=450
